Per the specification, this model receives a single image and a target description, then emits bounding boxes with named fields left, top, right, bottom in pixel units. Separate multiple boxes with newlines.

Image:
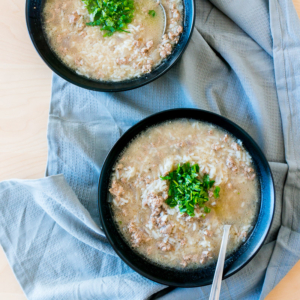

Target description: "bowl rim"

left=25, top=0, right=195, bottom=92
left=98, top=108, right=275, bottom=287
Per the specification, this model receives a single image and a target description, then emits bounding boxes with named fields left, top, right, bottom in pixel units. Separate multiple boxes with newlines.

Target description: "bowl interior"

left=26, top=0, right=195, bottom=92
left=98, top=108, right=275, bottom=287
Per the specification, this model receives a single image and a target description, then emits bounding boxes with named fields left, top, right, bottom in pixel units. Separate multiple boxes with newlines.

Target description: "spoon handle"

left=209, top=225, right=231, bottom=300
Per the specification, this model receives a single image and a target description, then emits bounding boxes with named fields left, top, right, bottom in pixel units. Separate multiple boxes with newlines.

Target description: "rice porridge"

left=43, top=0, right=183, bottom=81
left=109, top=119, right=260, bottom=269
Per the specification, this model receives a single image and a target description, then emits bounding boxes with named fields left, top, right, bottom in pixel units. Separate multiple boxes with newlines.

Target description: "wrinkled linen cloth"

left=1, top=0, right=300, bottom=299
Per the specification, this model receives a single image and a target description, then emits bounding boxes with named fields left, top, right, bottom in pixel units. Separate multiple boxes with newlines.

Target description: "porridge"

left=43, top=0, right=183, bottom=81
left=109, top=119, right=260, bottom=269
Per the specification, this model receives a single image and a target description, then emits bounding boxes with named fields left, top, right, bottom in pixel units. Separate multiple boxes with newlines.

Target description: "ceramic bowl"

left=26, top=0, right=195, bottom=92
left=98, top=108, right=275, bottom=287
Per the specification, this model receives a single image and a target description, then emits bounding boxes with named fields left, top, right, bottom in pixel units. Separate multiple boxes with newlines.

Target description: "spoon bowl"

left=159, top=3, right=167, bottom=35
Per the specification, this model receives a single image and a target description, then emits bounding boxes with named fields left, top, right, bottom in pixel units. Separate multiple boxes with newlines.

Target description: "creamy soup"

left=109, top=120, right=259, bottom=269
left=43, top=0, right=183, bottom=81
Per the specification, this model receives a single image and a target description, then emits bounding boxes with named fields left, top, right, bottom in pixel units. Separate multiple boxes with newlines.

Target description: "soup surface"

left=110, top=119, right=259, bottom=269
left=43, top=0, right=183, bottom=81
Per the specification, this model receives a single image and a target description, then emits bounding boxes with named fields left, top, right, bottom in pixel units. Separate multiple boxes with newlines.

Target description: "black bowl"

left=25, top=0, right=195, bottom=92
left=98, top=108, right=275, bottom=287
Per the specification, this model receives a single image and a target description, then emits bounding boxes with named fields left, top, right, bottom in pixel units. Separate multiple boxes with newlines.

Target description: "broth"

left=43, top=0, right=183, bottom=81
left=110, top=120, right=260, bottom=269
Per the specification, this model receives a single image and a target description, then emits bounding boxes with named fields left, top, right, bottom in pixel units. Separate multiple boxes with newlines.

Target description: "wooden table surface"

left=0, top=0, right=300, bottom=299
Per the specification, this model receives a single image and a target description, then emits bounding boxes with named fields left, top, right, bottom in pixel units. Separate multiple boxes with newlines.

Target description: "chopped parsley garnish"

left=148, top=10, right=156, bottom=17
left=213, top=186, right=220, bottom=198
left=161, top=163, right=220, bottom=217
left=82, top=0, right=135, bottom=37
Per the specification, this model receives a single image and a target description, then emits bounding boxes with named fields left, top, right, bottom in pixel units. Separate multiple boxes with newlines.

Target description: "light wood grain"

left=0, top=0, right=51, bottom=298
left=265, top=259, right=300, bottom=300
left=0, top=0, right=300, bottom=299
left=295, top=0, right=300, bottom=19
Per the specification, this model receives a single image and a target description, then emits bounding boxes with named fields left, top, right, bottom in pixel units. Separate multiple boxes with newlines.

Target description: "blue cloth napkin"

left=1, top=0, right=300, bottom=299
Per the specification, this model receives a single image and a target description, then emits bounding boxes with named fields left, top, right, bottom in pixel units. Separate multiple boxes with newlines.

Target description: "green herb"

left=82, top=0, right=135, bottom=37
left=213, top=186, right=220, bottom=198
left=204, top=206, right=211, bottom=214
left=119, top=221, right=122, bottom=224
left=148, top=10, right=156, bottom=17
left=161, top=163, right=220, bottom=217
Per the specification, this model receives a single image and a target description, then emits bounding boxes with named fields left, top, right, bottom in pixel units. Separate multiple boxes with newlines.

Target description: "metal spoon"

left=159, top=2, right=167, bottom=35
left=209, top=225, right=231, bottom=300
